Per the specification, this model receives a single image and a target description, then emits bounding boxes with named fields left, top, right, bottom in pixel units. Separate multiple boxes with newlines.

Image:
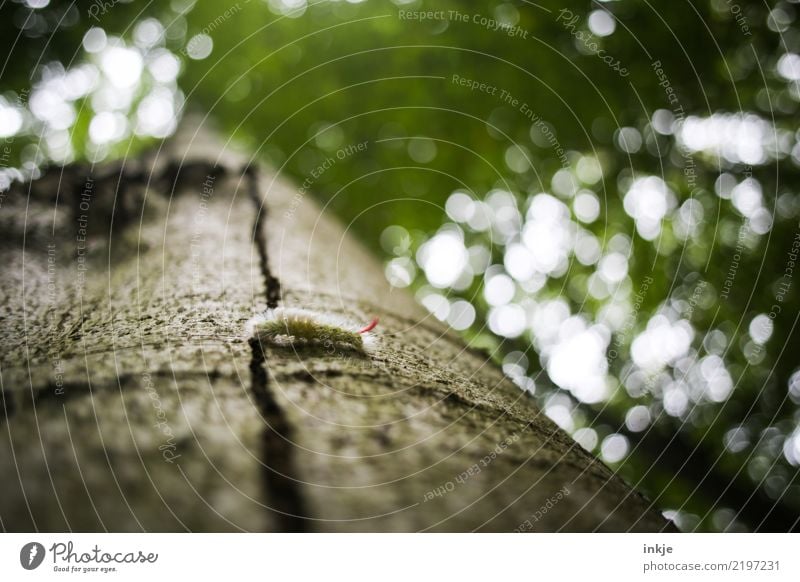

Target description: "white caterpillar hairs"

left=246, top=307, right=378, bottom=353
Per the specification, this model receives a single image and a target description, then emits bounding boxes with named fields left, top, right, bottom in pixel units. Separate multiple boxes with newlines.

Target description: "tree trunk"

left=0, top=119, right=672, bottom=532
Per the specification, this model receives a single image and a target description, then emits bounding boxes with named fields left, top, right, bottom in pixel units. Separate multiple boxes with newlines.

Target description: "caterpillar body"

left=246, top=308, right=378, bottom=353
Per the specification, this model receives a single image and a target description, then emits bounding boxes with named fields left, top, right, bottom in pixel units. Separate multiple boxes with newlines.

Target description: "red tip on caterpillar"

left=358, top=317, right=379, bottom=334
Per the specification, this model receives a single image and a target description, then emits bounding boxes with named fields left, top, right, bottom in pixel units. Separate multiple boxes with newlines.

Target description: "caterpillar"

left=246, top=308, right=378, bottom=353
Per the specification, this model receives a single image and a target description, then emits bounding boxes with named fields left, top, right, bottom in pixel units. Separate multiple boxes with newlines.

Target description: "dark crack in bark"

left=245, top=165, right=307, bottom=532
left=248, top=337, right=307, bottom=532
left=245, top=165, right=281, bottom=309
left=0, top=388, right=15, bottom=423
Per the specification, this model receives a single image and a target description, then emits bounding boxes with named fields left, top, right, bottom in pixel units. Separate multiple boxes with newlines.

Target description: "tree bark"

left=0, top=120, right=673, bottom=532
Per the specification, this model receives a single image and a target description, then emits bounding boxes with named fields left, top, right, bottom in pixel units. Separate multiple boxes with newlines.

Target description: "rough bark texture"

left=0, top=121, right=674, bottom=532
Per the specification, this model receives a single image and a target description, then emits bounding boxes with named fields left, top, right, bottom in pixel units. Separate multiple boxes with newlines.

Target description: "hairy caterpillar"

left=246, top=308, right=378, bottom=353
